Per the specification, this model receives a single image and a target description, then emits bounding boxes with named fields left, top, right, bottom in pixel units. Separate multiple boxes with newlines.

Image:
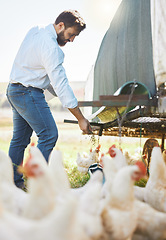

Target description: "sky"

left=0, top=0, right=122, bottom=83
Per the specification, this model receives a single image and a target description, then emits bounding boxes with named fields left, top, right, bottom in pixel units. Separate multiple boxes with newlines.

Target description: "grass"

left=0, top=139, right=10, bottom=153
left=135, top=178, right=147, bottom=187
left=66, top=166, right=90, bottom=188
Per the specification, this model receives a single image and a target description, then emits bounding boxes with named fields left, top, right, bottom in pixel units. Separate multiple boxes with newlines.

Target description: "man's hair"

left=55, top=10, right=86, bottom=32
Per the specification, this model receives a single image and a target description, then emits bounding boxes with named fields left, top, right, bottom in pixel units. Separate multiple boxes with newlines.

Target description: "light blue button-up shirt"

left=10, top=24, right=78, bottom=108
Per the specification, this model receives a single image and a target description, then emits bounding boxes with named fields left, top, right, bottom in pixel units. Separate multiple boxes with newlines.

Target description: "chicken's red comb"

left=135, top=161, right=147, bottom=176
left=107, top=144, right=116, bottom=158
left=96, top=144, right=101, bottom=150
left=101, top=153, right=104, bottom=158
left=96, top=144, right=101, bottom=153
left=108, top=144, right=116, bottom=152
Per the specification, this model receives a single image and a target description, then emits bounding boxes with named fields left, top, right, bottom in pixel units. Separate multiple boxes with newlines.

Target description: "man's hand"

left=78, top=117, right=93, bottom=134
left=68, top=106, right=93, bottom=134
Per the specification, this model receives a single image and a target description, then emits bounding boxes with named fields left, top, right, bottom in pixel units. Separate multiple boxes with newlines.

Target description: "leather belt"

left=11, top=82, right=23, bottom=86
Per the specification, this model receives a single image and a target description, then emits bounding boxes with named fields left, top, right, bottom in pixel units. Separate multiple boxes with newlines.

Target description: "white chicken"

left=107, top=144, right=128, bottom=169
left=71, top=171, right=104, bottom=240
left=133, top=199, right=166, bottom=240
left=48, top=149, right=71, bottom=200
left=133, top=185, right=145, bottom=202
left=40, top=193, right=78, bottom=240
left=71, top=161, right=104, bottom=200
left=124, top=149, right=148, bottom=168
left=118, top=148, right=148, bottom=202
left=0, top=147, right=80, bottom=240
left=100, top=153, right=117, bottom=200
left=144, top=146, right=166, bottom=212
left=100, top=145, right=128, bottom=201
left=76, top=144, right=101, bottom=172
left=0, top=189, right=77, bottom=240
left=0, top=149, right=27, bottom=215
left=100, top=161, right=146, bottom=240
left=19, top=145, right=56, bottom=220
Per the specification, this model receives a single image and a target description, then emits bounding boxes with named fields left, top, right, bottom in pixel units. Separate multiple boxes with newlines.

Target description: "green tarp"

left=93, top=0, right=157, bottom=104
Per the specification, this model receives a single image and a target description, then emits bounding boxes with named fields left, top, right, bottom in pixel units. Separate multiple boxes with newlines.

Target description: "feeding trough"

left=88, top=81, right=151, bottom=123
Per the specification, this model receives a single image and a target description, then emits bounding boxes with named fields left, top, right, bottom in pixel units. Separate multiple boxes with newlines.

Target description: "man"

left=6, top=10, right=92, bottom=189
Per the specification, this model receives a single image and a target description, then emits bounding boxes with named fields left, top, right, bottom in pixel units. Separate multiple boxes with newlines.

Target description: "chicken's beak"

left=17, top=165, right=28, bottom=176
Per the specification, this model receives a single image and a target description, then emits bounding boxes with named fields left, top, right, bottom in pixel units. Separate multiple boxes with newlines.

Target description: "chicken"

left=134, top=147, right=166, bottom=203
left=0, top=189, right=77, bottom=240
left=77, top=165, right=89, bottom=173
left=0, top=149, right=27, bottom=215
left=133, top=185, right=145, bottom=202
left=133, top=159, right=147, bottom=202
left=107, top=146, right=148, bottom=202
left=41, top=193, right=78, bottom=240
left=0, top=208, right=20, bottom=240
left=76, top=144, right=101, bottom=172
left=103, top=145, right=128, bottom=184
left=100, top=153, right=117, bottom=200
left=71, top=171, right=104, bottom=240
left=144, top=147, right=166, bottom=212
left=124, top=149, right=148, bottom=167
left=100, top=161, right=146, bottom=240
left=100, top=145, right=128, bottom=201
left=19, top=145, right=56, bottom=219
left=48, top=149, right=71, bottom=197
left=71, top=162, right=104, bottom=199
left=133, top=199, right=166, bottom=240
left=107, top=144, right=128, bottom=169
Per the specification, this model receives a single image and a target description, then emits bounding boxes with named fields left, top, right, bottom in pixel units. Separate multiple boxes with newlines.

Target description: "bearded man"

left=6, top=10, right=92, bottom=189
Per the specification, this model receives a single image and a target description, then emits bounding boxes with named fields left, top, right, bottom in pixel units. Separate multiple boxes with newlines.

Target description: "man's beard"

left=57, top=30, right=68, bottom=46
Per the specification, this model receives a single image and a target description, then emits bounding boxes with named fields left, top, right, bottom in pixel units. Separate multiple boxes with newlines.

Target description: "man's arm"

left=68, top=106, right=92, bottom=134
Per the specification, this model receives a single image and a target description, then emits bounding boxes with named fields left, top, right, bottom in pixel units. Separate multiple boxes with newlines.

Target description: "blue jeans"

left=6, top=83, right=58, bottom=186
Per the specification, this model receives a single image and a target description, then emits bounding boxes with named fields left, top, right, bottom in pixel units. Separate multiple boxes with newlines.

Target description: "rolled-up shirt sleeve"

left=41, top=46, right=78, bottom=109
